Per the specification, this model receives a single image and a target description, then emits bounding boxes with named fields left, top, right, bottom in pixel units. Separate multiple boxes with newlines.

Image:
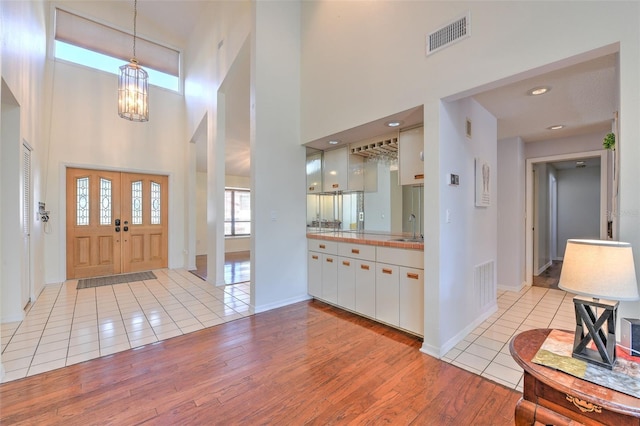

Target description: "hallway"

left=1, top=269, right=252, bottom=383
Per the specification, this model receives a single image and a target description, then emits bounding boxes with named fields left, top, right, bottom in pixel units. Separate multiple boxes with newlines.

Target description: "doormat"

left=76, top=271, right=157, bottom=289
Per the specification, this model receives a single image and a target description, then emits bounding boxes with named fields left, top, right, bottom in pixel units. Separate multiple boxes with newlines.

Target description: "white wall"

left=195, top=171, right=207, bottom=255
left=43, top=59, right=187, bottom=283
left=251, top=1, right=308, bottom=312
left=1, top=0, right=47, bottom=319
left=497, top=137, right=525, bottom=291
left=363, top=162, right=391, bottom=231
left=534, top=163, right=551, bottom=273
left=435, top=97, right=497, bottom=356
left=300, top=1, right=640, bottom=353
left=557, top=166, right=602, bottom=257
left=525, top=132, right=605, bottom=159
left=1, top=0, right=48, bottom=379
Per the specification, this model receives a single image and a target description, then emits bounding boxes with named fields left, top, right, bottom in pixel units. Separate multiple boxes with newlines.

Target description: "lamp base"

left=571, top=296, right=618, bottom=370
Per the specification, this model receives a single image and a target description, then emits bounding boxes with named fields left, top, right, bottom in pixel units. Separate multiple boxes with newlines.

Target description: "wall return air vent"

left=426, top=12, right=471, bottom=56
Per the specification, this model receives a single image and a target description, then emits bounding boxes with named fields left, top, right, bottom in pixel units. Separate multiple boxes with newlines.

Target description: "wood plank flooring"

left=0, top=300, right=520, bottom=425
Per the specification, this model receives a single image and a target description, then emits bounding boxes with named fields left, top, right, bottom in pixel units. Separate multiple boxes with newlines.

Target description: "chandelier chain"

left=133, top=0, right=137, bottom=58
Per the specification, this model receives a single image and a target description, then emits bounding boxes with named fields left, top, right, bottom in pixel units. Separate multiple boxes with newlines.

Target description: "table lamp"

left=558, top=239, right=639, bottom=369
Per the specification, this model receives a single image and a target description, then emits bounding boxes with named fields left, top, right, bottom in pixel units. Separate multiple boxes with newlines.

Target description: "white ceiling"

left=69, top=2, right=618, bottom=176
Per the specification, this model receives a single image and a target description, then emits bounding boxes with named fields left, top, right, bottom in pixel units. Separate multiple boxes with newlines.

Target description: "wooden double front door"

left=66, top=168, right=168, bottom=279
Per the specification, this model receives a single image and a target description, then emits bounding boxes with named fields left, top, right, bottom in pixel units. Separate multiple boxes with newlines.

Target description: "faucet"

left=409, top=213, right=416, bottom=240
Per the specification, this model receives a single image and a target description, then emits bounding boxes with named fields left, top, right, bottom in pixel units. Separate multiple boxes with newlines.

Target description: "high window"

left=225, top=189, right=250, bottom=236
left=54, top=8, right=180, bottom=92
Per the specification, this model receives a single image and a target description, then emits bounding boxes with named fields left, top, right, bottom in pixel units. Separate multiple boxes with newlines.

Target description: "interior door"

left=66, top=168, right=168, bottom=279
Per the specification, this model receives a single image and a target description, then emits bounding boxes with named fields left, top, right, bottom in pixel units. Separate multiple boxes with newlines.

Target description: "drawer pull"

left=407, top=272, right=420, bottom=280
left=382, top=268, right=393, bottom=275
left=319, top=244, right=326, bottom=249
left=332, top=183, right=339, bottom=189
left=342, top=261, right=350, bottom=266
left=351, top=248, right=360, bottom=254
left=326, top=257, right=334, bottom=263
left=414, top=174, right=424, bottom=180
left=311, top=255, right=318, bottom=260
left=360, top=264, right=370, bottom=270
left=565, top=395, right=602, bottom=414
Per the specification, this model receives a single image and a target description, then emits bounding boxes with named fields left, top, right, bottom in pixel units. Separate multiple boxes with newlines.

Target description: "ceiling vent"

left=426, top=12, right=471, bottom=56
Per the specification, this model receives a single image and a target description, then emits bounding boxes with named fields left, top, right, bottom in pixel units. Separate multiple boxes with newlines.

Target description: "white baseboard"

left=254, top=294, right=311, bottom=314
left=420, top=302, right=498, bottom=359
left=535, top=260, right=553, bottom=276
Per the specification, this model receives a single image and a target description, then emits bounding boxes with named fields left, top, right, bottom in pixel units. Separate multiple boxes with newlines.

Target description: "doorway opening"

left=526, top=150, right=608, bottom=287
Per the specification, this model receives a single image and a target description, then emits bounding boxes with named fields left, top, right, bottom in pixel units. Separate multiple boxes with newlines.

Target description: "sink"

left=390, top=238, right=424, bottom=243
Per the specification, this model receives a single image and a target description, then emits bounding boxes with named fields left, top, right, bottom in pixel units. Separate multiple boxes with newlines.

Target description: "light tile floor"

left=442, top=285, right=575, bottom=391
left=2, top=270, right=571, bottom=392
left=1, top=268, right=252, bottom=383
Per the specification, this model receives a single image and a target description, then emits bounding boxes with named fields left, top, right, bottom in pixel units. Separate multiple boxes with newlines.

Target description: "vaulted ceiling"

left=58, top=2, right=617, bottom=177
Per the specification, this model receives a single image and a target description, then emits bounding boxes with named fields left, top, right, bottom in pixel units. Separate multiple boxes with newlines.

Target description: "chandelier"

left=118, top=0, right=149, bottom=122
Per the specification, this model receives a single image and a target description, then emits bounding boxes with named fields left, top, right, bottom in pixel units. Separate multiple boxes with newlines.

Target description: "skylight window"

left=54, top=8, right=180, bottom=93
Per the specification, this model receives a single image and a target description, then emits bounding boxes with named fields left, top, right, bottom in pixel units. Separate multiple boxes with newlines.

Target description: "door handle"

left=115, top=226, right=121, bottom=232
left=123, top=226, right=129, bottom=232
left=123, top=220, right=129, bottom=232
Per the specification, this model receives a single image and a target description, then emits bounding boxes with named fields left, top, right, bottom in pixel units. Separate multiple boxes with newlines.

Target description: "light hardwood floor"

left=0, top=299, right=520, bottom=425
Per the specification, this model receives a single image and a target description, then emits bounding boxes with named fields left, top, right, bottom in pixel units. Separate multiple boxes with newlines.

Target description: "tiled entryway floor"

left=442, top=285, right=575, bottom=391
left=2, top=270, right=572, bottom=391
left=1, top=269, right=252, bottom=383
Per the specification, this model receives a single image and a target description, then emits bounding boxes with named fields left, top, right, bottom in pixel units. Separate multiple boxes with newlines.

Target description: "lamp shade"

left=558, top=239, right=639, bottom=301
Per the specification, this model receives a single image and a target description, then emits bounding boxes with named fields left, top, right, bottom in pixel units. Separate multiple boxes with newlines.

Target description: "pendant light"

left=118, top=0, right=149, bottom=122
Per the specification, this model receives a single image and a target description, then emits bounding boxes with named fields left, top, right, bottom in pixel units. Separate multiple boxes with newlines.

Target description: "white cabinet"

left=375, top=263, right=400, bottom=327
left=308, top=239, right=423, bottom=336
left=399, top=126, right=424, bottom=186
left=337, top=257, right=356, bottom=310
left=323, top=147, right=364, bottom=192
left=308, top=251, right=322, bottom=298
left=323, top=147, right=348, bottom=191
left=400, top=267, right=424, bottom=335
left=306, top=151, right=323, bottom=193
left=321, top=254, right=338, bottom=304
left=355, top=260, right=376, bottom=318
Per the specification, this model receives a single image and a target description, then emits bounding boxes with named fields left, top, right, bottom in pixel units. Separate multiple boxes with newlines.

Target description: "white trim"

left=420, top=301, right=497, bottom=358
left=525, top=150, right=608, bottom=286
left=253, top=294, right=312, bottom=314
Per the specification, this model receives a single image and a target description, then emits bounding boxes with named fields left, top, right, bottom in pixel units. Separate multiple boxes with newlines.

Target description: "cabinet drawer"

left=535, top=378, right=638, bottom=426
left=377, top=246, right=423, bottom=269
left=338, top=243, right=375, bottom=261
left=308, top=240, right=338, bottom=254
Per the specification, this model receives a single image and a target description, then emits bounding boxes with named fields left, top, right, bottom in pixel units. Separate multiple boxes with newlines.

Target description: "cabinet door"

left=323, top=147, right=348, bottom=191
left=355, top=261, right=376, bottom=318
left=306, top=152, right=323, bottom=193
left=321, top=254, right=338, bottom=304
left=376, top=263, right=400, bottom=326
left=400, top=267, right=424, bottom=336
left=308, top=251, right=322, bottom=297
left=338, top=257, right=356, bottom=310
left=399, top=126, right=424, bottom=185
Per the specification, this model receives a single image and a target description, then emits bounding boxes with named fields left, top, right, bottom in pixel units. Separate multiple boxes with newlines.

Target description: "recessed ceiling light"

left=527, top=86, right=551, bottom=96
left=385, top=120, right=403, bottom=128
left=328, top=140, right=339, bottom=145
left=547, top=124, right=564, bottom=130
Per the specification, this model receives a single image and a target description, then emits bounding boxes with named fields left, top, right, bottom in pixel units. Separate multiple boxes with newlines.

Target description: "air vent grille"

left=426, top=12, right=470, bottom=56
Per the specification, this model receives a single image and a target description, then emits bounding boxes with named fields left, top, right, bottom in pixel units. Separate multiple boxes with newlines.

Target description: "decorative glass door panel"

left=66, top=168, right=168, bottom=279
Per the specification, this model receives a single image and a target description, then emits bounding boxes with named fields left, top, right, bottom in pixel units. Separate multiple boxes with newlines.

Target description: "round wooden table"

left=509, top=328, right=640, bottom=425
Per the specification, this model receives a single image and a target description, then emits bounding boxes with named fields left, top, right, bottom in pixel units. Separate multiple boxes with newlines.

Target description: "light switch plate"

left=448, top=174, right=459, bottom=186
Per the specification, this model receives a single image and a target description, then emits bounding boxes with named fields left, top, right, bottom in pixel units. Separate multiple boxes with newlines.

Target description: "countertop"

left=306, top=230, right=424, bottom=250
